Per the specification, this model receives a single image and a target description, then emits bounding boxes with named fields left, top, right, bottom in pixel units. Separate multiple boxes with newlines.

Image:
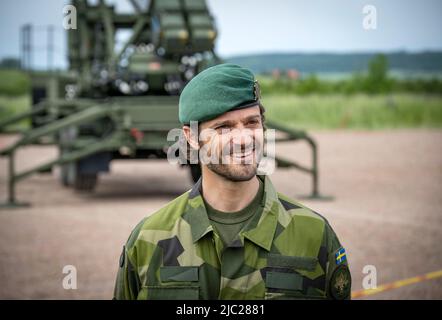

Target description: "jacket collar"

left=184, top=175, right=281, bottom=251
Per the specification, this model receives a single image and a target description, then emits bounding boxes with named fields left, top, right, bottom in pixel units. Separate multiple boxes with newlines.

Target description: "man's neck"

left=201, top=167, right=260, bottom=213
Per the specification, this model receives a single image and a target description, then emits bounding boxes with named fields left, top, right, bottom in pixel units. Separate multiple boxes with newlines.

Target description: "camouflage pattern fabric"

left=114, top=175, right=351, bottom=300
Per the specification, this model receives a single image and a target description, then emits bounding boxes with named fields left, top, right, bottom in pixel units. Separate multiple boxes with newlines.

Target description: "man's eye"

left=216, top=125, right=230, bottom=131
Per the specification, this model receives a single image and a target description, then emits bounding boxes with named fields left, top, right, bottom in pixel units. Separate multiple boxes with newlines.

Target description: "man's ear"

left=183, top=125, right=200, bottom=150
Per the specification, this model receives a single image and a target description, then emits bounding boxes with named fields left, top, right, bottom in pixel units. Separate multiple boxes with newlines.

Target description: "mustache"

left=220, top=139, right=261, bottom=156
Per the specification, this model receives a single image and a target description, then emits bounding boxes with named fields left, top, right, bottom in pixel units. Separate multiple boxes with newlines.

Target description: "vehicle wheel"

left=60, top=164, right=70, bottom=186
left=74, top=173, right=98, bottom=191
left=60, top=161, right=77, bottom=187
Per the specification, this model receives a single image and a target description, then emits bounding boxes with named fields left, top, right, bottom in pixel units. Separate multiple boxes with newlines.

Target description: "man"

left=113, top=63, right=351, bottom=300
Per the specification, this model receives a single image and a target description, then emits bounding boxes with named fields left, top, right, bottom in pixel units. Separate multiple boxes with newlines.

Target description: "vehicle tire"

left=60, top=164, right=70, bottom=186
left=74, top=173, right=98, bottom=191
left=60, top=161, right=76, bottom=187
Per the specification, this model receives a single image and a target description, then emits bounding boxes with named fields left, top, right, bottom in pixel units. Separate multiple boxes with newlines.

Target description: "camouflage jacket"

left=113, top=175, right=351, bottom=300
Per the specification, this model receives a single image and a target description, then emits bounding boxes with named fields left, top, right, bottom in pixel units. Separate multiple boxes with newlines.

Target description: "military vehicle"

left=0, top=0, right=325, bottom=207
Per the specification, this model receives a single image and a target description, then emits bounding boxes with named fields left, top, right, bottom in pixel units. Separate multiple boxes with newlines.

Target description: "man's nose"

left=231, top=129, right=254, bottom=146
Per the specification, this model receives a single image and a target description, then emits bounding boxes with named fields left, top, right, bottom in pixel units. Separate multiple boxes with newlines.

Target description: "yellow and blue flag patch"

left=335, top=247, right=347, bottom=265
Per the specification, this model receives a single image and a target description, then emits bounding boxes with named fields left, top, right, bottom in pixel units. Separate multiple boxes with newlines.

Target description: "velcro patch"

left=160, top=266, right=199, bottom=282
left=267, top=254, right=318, bottom=271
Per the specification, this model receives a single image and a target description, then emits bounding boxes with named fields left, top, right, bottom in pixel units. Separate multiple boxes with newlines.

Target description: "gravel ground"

left=0, top=129, right=441, bottom=299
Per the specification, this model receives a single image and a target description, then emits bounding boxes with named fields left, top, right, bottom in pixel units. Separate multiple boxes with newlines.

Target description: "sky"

left=0, top=0, right=441, bottom=69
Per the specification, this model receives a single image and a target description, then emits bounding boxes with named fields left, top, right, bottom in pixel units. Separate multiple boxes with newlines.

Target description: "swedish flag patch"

left=335, top=247, right=347, bottom=265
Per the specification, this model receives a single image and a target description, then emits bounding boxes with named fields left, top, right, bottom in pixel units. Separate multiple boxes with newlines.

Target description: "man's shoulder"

left=125, top=190, right=191, bottom=249
left=274, top=192, right=342, bottom=255
left=276, top=192, right=329, bottom=224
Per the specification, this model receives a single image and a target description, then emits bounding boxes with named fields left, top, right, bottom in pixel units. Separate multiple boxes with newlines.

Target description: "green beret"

left=179, top=63, right=261, bottom=124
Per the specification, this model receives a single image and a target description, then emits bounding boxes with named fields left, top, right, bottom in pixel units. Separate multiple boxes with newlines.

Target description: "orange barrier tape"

left=352, top=269, right=442, bottom=299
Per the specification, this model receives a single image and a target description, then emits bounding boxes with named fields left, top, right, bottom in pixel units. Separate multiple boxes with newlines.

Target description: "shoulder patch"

left=330, top=265, right=351, bottom=300
left=335, top=247, right=347, bottom=265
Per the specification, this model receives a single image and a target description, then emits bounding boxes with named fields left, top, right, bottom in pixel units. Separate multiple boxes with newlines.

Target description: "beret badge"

left=254, top=80, right=261, bottom=101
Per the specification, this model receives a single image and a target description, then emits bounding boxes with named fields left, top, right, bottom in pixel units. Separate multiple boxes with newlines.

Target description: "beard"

left=206, top=162, right=258, bottom=182
left=205, top=139, right=263, bottom=182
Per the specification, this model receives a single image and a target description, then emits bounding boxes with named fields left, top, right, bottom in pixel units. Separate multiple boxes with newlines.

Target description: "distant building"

left=272, top=69, right=281, bottom=79
left=287, top=69, right=300, bottom=80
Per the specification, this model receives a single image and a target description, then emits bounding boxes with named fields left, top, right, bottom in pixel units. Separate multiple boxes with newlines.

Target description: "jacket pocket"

left=160, top=266, right=199, bottom=282
left=264, top=255, right=325, bottom=300
left=145, top=285, right=200, bottom=300
left=266, top=271, right=303, bottom=291
left=144, top=266, right=200, bottom=300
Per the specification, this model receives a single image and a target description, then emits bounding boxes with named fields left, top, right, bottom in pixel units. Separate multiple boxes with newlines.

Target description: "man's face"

left=189, top=105, right=264, bottom=182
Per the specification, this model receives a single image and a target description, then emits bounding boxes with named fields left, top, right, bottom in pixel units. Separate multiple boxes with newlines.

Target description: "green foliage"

left=258, top=74, right=442, bottom=96
left=0, top=69, right=30, bottom=96
left=393, top=77, right=442, bottom=93
left=258, top=75, right=333, bottom=95
left=227, top=51, right=442, bottom=75
left=364, top=54, right=392, bottom=93
left=258, top=55, right=442, bottom=95
left=0, top=95, right=30, bottom=130
left=0, top=57, right=21, bottom=69
left=262, top=93, right=442, bottom=130
left=295, top=75, right=326, bottom=95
